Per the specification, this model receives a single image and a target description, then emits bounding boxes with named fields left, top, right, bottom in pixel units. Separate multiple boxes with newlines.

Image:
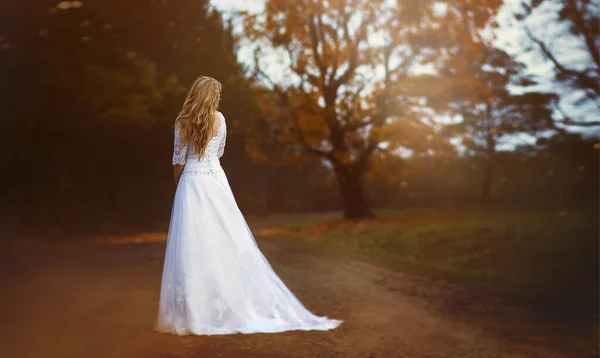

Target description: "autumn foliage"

left=243, top=0, right=503, bottom=218
left=0, top=0, right=597, bottom=236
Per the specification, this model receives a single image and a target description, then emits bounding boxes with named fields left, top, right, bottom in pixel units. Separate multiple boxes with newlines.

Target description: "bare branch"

left=524, top=26, right=599, bottom=100
left=356, top=137, right=380, bottom=171
left=559, top=119, right=600, bottom=126
left=565, top=0, right=600, bottom=68
left=341, top=83, right=368, bottom=131
left=308, top=14, right=326, bottom=87
left=253, top=51, right=334, bottom=159
left=555, top=103, right=600, bottom=126
left=326, top=23, right=341, bottom=85
left=332, top=9, right=374, bottom=91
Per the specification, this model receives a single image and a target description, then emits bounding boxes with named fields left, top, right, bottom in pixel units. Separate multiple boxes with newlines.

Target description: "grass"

left=256, top=205, right=600, bottom=355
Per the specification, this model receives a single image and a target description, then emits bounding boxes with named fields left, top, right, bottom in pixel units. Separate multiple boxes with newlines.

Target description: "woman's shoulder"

left=217, top=111, right=226, bottom=124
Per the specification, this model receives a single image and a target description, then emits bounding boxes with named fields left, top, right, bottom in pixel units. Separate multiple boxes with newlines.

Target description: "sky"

left=212, top=0, right=538, bottom=76
left=212, top=0, right=599, bottom=149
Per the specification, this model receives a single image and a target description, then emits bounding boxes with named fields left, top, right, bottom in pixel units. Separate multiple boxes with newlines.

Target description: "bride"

left=155, top=76, right=341, bottom=335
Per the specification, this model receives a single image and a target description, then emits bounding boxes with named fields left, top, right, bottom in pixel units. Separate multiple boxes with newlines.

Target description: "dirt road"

left=1, top=230, right=564, bottom=358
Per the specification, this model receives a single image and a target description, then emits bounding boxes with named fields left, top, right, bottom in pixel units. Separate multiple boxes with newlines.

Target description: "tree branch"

left=308, top=14, right=327, bottom=87
left=253, top=53, right=334, bottom=160
left=554, top=103, right=600, bottom=126
left=566, top=0, right=600, bottom=69
left=332, top=9, right=374, bottom=91
left=327, top=23, right=341, bottom=85
left=524, top=26, right=599, bottom=99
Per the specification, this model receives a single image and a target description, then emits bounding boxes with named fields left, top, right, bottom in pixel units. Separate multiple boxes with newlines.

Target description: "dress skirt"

left=155, top=160, right=341, bottom=335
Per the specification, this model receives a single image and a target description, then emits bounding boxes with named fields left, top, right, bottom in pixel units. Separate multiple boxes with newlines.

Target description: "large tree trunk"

left=334, top=165, right=373, bottom=219
left=480, top=132, right=496, bottom=204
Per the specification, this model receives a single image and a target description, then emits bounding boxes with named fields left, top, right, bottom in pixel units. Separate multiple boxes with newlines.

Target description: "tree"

left=401, top=4, right=559, bottom=205
left=513, top=0, right=600, bottom=126
left=0, top=0, right=258, bottom=234
left=443, top=48, right=557, bottom=204
left=244, top=0, right=501, bottom=219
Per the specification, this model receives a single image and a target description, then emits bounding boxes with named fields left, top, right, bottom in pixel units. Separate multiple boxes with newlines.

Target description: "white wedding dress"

left=155, top=112, right=341, bottom=335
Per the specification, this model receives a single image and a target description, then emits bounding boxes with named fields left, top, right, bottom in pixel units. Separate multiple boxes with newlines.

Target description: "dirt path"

left=1, top=230, right=565, bottom=358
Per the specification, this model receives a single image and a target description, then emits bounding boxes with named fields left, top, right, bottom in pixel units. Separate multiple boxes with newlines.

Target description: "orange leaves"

left=365, top=151, right=403, bottom=183
left=295, top=111, right=328, bottom=144
left=56, top=1, right=83, bottom=11
left=244, top=0, right=500, bottom=173
left=380, top=118, right=453, bottom=154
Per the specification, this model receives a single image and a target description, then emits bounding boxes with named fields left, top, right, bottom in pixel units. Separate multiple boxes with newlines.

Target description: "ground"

left=1, top=216, right=576, bottom=358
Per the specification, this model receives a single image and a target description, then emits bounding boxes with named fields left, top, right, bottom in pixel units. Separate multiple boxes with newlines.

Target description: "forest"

left=0, top=0, right=597, bottom=235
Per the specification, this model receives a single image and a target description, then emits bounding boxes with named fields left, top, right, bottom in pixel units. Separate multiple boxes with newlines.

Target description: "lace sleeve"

left=172, top=121, right=188, bottom=165
left=218, top=113, right=227, bottom=158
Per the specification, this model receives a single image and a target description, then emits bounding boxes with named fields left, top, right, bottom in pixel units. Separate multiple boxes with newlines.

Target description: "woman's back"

left=173, top=111, right=227, bottom=166
left=186, top=112, right=226, bottom=162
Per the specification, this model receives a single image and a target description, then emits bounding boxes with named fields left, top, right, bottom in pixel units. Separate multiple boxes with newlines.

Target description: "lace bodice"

left=172, top=112, right=227, bottom=165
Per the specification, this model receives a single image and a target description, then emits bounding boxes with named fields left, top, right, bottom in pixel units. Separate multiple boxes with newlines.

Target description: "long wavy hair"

left=175, top=76, right=222, bottom=158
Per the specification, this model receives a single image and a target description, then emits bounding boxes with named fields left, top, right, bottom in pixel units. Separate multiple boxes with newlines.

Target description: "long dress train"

left=155, top=112, right=342, bottom=335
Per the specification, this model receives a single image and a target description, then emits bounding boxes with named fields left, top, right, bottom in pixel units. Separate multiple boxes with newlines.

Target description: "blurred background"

left=0, top=0, right=598, bottom=235
left=0, top=0, right=598, bottom=353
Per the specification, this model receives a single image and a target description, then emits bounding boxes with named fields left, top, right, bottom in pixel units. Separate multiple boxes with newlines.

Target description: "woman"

left=155, top=76, right=341, bottom=335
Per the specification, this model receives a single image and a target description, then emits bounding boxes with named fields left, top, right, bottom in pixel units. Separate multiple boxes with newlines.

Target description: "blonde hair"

left=175, top=76, right=222, bottom=158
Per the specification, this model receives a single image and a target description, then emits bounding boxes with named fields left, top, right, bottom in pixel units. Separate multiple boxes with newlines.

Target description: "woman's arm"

left=217, top=112, right=227, bottom=158
left=173, top=165, right=184, bottom=186
left=172, top=121, right=187, bottom=186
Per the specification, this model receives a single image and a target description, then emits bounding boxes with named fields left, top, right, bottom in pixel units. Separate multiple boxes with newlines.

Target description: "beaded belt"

left=181, top=159, right=223, bottom=182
